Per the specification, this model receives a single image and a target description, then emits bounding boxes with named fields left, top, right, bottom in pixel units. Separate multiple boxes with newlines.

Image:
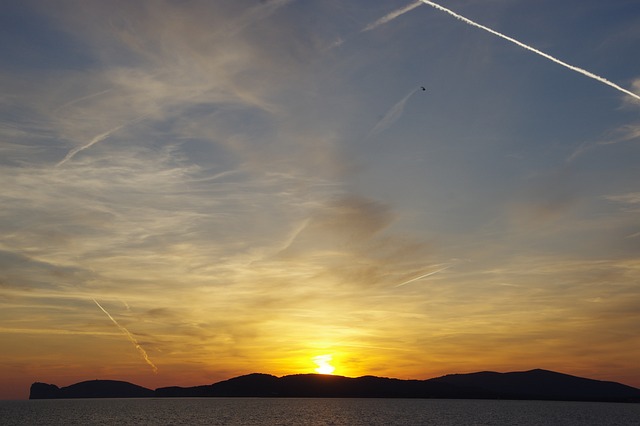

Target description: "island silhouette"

left=30, top=369, right=640, bottom=402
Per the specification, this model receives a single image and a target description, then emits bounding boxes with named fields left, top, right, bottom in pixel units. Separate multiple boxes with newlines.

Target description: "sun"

left=312, top=354, right=335, bottom=375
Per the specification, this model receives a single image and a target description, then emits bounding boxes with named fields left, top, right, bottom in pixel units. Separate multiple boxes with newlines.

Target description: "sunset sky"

left=1, top=0, right=639, bottom=400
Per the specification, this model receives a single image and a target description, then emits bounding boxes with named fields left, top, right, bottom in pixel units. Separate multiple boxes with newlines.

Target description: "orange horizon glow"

left=2, top=326, right=640, bottom=400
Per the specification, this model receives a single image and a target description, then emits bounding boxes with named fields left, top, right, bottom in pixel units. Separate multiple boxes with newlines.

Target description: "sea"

left=1, top=398, right=638, bottom=425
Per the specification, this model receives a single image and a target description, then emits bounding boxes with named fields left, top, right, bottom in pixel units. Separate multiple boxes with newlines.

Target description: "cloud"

left=604, top=192, right=640, bottom=213
left=0, top=0, right=426, bottom=371
left=274, top=194, right=394, bottom=261
left=567, top=120, right=640, bottom=162
left=605, top=192, right=640, bottom=204
left=261, top=194, right=438, bottom=291
left=507, top=168, right=580, bottom=229
left=56, top=114, right=147, bottom=166
left=0, top=1, right=310, bottom=171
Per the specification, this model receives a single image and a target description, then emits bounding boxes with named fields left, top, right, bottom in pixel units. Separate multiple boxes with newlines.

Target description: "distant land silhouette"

left=30, top=369, right=640, bottom=403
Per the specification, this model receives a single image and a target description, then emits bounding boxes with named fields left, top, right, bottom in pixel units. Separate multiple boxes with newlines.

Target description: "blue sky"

left=1, top=0, right=639, bottom=399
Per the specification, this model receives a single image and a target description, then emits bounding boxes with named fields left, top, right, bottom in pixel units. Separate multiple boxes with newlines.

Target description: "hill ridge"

left=30, top=369, right=640, bottom=402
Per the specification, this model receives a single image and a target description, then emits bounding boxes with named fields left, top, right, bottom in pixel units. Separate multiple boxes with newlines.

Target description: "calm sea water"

left=1, top=398, right=638, bottom=425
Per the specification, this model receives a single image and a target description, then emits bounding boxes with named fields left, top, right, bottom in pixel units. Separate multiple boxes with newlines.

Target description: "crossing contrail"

left=418, top=0, right=640, bottom=101
left=92, top=298, right=158, bottom=374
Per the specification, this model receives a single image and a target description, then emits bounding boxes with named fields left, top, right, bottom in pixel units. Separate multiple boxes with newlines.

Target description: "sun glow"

left=313, top=354, right=335, bottom=375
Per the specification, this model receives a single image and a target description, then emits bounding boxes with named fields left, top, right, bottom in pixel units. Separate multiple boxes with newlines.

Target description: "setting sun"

left=313, top=355, right=335, bottom=375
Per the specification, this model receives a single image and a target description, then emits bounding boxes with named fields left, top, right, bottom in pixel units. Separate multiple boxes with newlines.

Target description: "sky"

left=1, top=0, right=639, bottom=400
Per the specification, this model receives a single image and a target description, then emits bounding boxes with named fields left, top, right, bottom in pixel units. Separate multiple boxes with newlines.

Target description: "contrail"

left=395, top=264, right=451, bottom=288
left=92, top=298, right=158, bottom=374
left=362, top=1, right=422, bottom=33
left=418, top=0, right=640, bottom=101
left=56, top=114, right=148, bottom=167
left=331, top=1, right=419, bottom=50
left=369, top=87, right=420, bottom=137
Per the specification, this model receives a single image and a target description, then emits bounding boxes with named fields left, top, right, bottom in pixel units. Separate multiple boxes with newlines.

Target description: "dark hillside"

left=430, top=369, right=640, bottom=402
left=31, top=369, right=640, bottom=402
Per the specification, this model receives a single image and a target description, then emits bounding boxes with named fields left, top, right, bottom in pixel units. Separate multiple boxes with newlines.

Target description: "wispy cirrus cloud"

left=0, top=1, right=443, bottom=381
left=604, top=192, right=640, bottom=213
left=567, top=115, right=640, bottom=162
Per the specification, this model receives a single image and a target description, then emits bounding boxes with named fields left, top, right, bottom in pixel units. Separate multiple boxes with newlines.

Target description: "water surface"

left=2, top=398, right=638, bottom=425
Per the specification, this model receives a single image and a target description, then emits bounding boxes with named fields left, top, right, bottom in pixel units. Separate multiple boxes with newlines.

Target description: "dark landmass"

left=30, top=369, right=640, bottom=402
left=30, top=379, right=154, bottom=399
left=431, top=369, right=640, bottom=403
